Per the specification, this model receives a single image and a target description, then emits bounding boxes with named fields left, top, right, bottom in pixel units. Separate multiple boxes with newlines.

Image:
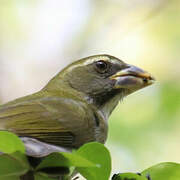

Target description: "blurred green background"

left=0, top=0, right=180, bottom=177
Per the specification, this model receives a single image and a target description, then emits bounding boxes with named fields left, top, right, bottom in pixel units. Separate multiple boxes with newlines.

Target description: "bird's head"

left=46, top=54, right=155, bottom=117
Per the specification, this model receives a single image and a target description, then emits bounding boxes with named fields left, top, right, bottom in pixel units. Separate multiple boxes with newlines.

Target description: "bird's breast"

left=70, top=104, right=108, bottom=148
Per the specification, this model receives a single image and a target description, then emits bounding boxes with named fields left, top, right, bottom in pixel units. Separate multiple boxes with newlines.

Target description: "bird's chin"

left=113, top=75, right=155, bottom=96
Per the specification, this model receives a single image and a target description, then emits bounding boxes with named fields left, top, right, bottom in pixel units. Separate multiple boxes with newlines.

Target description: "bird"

left=0, top=54, right=155, bottom=157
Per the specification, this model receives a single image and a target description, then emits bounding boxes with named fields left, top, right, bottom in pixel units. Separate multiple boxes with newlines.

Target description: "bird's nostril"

left=143, top=78, right=148, bottom=83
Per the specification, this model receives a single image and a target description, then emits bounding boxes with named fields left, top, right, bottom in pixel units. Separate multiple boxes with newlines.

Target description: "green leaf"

left=0, top=176, right=19, bottom=180
left=0, top=131, right=30, bottom=177
left=36, top=153, right=69, bottom=170
left=0, top=152, right=29, bottom=177
left=36, top=152, right=96, bottom=170
left=36, top=142, right=111, bottom=179
left=76, top=142, right=111, bottom=180
left=112, top=173, right=148, bottom=180
left=0, top=131, right=25, bottom=154
left=142, top=162, right=180, bottom=180
left=62, top=152, right=97, bottom=167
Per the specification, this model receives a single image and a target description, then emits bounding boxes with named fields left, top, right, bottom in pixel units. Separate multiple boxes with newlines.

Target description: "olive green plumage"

left=0, top=54, right=154, bottom=156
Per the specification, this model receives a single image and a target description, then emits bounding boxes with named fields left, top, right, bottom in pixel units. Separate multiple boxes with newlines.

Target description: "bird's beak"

left=110, top=64, right=155, bottom=94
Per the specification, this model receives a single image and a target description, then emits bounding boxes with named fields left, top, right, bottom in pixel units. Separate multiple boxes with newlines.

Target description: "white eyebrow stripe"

left=66, top=56, right=111, bottom=72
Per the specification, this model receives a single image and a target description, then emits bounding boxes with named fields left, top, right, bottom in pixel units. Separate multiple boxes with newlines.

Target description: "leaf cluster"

left=0, top=131, right=179, bottom=180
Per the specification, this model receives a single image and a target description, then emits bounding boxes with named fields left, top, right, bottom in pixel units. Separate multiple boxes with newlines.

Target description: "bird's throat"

left=90, top=89, right=126, bottom=120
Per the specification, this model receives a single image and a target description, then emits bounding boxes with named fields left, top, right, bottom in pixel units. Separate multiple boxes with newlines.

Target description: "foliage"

left=112, top=162, right=180, bottom=180
left=0, top=131, right=179, bottom=180
left=0, top=131, right=111, bottom=180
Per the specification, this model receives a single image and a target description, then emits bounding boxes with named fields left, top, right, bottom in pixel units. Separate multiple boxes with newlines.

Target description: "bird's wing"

left=0, top=96, right=87, bottom=148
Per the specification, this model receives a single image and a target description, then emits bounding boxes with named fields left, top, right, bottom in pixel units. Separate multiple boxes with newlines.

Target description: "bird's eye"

left=95, top=60, right=108, bottom=73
